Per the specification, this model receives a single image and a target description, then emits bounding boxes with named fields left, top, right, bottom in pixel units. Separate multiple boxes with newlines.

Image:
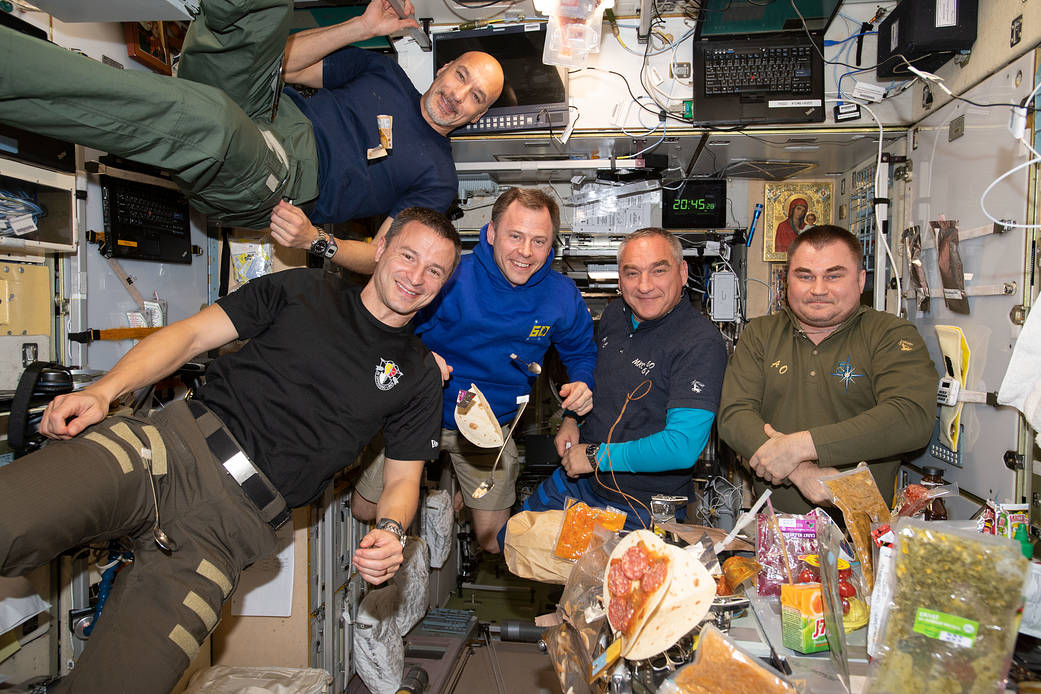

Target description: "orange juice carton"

left=780, top=582, right=830, bottom=654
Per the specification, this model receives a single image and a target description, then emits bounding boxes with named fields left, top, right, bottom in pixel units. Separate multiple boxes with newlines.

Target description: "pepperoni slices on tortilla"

left=602, top=530, right=672, bottom=654
left=623, top=539, right=714, bottom=660
left=603, top=529, right=716, bottom=660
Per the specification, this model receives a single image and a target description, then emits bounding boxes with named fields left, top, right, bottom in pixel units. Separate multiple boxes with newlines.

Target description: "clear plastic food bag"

left=756, top=509, right=828, bottom=595
left=820, top=463, right=890, bottom=592
left=890, top=482, right=958, bottom=522
left=656, top=624, right=799, bottom=693
left=865, top=518, right=1030, bottom=694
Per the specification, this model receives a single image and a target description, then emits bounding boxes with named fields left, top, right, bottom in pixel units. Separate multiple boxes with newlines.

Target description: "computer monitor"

left=432, top=24, right=569, bottom=134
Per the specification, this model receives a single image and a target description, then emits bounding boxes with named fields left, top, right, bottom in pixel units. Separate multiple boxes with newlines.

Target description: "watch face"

left=310, top=238, right=329, bottom=256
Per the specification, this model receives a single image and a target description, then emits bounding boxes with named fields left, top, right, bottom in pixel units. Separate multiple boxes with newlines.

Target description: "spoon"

left=472, top=395, right=529, bottom=499
left=509, top=353, right=541, bottom=375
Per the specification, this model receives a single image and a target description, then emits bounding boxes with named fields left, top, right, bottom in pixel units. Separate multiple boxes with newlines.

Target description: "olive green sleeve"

left=718, top=320, right=771, bottom=460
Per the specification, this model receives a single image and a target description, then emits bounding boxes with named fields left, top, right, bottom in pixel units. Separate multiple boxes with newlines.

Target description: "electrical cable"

left=787, top=0, right=951, bottom=74
left=792, top=0, right=1027, bottom=110
left=594, top=379, right=655, bottom=528
left=973, top=74, right=1041, bottom=228
left=440, top=0, right=517, bottom=23
left=745, top=276, right=774, bottom=313
left=0, top=188, right=45, bottom=236
left=827, top=96, right=902, bottom=313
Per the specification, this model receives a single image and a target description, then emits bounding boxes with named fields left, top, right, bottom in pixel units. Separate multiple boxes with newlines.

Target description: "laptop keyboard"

left=103, top=180, right=188, bottom=237
left=704, top=45, right=814, bottom=95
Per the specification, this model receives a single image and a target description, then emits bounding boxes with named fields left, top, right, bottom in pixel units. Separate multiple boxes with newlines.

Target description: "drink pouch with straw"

left=756, top=508, right=828, bottom=596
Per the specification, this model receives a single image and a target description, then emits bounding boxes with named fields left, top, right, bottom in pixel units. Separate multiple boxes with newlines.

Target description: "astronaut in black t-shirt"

left=19, top=207, right=460, bottom=586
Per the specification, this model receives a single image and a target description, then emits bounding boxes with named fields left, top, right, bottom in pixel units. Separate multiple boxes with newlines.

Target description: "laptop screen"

left=697, top=0, right=840, bottom=37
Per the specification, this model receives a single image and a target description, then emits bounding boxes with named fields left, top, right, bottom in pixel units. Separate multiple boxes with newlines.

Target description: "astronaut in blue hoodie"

left=353, top=187, right=597, bottom=552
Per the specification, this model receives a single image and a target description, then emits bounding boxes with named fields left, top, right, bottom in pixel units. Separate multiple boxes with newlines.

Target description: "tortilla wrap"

left=454, top=383, right=504, bottom=448
left=602, top=529, right=671, bottom=656
left=623, top=543, right=714, bottom=660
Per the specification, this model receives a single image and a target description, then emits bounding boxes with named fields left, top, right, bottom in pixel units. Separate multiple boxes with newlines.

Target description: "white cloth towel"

left=998, top=304, right=1041, bottom=446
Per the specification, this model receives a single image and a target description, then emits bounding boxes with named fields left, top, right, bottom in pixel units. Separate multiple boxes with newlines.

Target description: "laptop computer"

left=691, top=0, right=840, bottom=126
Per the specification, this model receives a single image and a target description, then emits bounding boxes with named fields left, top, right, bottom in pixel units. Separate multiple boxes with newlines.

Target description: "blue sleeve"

left=322, top=46, right=376, bottom=89
left=552, top=283, right=597, bottom=388
left=594, top=408, right=715, bottom=473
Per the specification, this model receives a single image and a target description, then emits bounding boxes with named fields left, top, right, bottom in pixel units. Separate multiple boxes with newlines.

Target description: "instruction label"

left=768, top=99, right=822, bottom=108
left=912, top=607, right=978, bottom=649
left=936, top=0, right=957, bottom=28
left=778, top=516, right=818, bottom=538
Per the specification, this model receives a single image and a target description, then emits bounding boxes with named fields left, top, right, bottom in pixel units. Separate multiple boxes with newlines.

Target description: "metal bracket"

left=909, top=281, right=1017, bottom=299
left=1011, top=304, right=1027, bottom=326
left=21, top=342, right=38, bottom=366
left=893, top=160, right=913, bottom=181
left=920, top=221, right=1015, bottom=248
left=1004, top=450, right=1025, bottom=471
left=637, top=0, right=652, bottom=43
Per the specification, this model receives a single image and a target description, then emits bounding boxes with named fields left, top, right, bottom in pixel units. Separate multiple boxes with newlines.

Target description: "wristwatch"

left=308, top=228, right=338, bottom=259
left=375, top=517, right=407, bottom=548
left=585, top=443, right=600, bottom=467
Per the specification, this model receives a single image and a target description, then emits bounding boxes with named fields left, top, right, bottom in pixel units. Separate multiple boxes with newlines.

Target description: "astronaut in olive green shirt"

left=718, top=226, right=937, bottom=513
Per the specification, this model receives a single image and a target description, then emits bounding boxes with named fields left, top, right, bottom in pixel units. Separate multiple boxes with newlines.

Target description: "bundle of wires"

left=0, top=186, right=46, bottom=236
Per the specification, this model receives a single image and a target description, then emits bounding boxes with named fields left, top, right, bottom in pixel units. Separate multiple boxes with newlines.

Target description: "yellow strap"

left=182, top=591, right=218, bottom=631
left=195, top=559, right=232, bottom=598
left=935, top=325, right=970, bottom=450
left=110, top=422, right=144, bottom=458
left=140, top=425, right=168, bottom=476
left=167, top=624, right=199, bottom=661
left=84, top=431, right=133, bottom=474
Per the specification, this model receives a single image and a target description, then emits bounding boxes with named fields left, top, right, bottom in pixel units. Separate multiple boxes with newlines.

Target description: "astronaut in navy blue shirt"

left=512, top=228, right=727, bottom=534
left=268, top=0, right=504, bottom=272
left=0, top=0, right=502, bottom=265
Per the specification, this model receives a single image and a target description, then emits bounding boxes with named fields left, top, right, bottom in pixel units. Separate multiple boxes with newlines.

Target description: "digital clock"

left=661, top=179, right=727, bottom=230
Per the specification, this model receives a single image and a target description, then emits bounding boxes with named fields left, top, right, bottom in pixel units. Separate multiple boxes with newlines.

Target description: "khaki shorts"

left=354, top=426, right=519, bottom=511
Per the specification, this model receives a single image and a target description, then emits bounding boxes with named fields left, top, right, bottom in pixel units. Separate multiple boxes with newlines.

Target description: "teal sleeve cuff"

left=595, top=408, right=715, bottom=473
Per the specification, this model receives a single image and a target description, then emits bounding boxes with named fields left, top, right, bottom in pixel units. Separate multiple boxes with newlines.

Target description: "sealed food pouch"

left=755, top=508, right=827, bottom=595
left=820, top=463, right=890, bottom=592
left=554, top=498, right=627, bottom=560
left=503, top=510, right=576, bottom=584
left=377, top=114, right=393, bottom=150
left=865, top=517, right=1030, bottom=694
left=658, top=624, right=798, bottom=694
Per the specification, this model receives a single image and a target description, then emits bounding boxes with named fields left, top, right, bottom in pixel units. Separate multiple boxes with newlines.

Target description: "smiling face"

left=485, top=200, right=554, bottom=286
left=786, top=240, right=866, bottom=333
left=421, top=51, right=504, bottom=135
left=618, top=235, right=688, bottom=322
left=365, top=221, right=457, bottom=327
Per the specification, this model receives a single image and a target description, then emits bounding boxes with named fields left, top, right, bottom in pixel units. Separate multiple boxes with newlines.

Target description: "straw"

left=713, top=489, right=771, bottom=554
left=767, top=497, right=795, bottom=585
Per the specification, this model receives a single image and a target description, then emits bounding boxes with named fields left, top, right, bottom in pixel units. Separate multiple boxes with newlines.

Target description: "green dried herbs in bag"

left=866, top=518, right=1029, bottom=694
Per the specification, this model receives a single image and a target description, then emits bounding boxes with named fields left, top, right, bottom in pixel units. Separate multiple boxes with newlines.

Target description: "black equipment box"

left=876, top=0, right=978, bottom=79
